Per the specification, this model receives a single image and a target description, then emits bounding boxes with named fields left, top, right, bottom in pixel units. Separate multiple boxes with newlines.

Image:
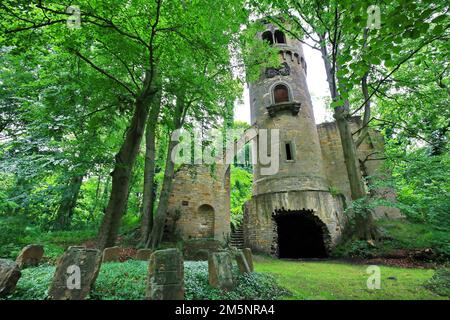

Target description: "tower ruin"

left=243, top=20, right=346, bottom=258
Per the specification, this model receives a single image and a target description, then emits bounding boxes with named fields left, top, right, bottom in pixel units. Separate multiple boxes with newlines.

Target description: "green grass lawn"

left=254, top=255, right=446, bottom=300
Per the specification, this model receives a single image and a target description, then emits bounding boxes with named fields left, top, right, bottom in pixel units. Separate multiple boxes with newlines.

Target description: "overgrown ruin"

left=165, top=20, right=401, bottom=258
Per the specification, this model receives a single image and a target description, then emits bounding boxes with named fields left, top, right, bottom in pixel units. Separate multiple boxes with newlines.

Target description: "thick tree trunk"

left=140, top=92, right=162, bottom=245
left=54, top=174, right=84, bottom=230
left=97, top=71, right=158, bottom=250
left=147, top=96, right=185, bottom=250
left=319, top=37, right=378, bottom=240
left=334, top=105, right=366, bottom=200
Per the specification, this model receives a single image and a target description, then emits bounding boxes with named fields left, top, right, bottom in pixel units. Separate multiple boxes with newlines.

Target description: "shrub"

left=424, top=268, right=450, bottom=298
left=333, top=240, right=376, bottom=259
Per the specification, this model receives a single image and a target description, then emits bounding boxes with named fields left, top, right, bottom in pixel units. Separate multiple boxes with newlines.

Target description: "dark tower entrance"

left=273, top=210, right=328, bottom=259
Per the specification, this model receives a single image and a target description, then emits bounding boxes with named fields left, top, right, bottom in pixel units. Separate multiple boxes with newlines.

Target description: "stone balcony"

left=266, top=101, right=301, bottom=117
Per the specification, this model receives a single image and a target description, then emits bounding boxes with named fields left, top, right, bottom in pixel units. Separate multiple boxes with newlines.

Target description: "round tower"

left=244, top=20, right=345, bottom=258
left=249, top=22, right=329, bottom=195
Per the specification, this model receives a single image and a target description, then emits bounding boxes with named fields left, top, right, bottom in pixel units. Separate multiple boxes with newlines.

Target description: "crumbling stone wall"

left=317, top=117, right=402, bottom=219
left=166, top=164, right=230, bottom=242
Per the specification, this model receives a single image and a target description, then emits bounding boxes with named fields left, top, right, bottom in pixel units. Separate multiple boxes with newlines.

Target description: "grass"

left=333, top=218, right=450, bottom=259
left=376, top=219, right=450, bottom=256
left=254, top=255, right=447, bottom=300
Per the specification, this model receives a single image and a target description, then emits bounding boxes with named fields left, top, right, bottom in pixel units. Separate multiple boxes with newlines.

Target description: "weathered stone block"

left=235, top=250, right=251, bottom=274
left=102, top=246, right=120, bottom=262
left=208, top=252, right=234, bottom=290
left=15, top=244, right=44, bottom=268
left=48, top=246, right=102, bottom=300
left=0, top=259, right=21, bottom=298
left=242, top=248, right=254, bottom=272
left=183, top=239, right=221, bottom=261
left=136, top=249, right=153, bottom=261
left=146, top=248, right=184, bottom=300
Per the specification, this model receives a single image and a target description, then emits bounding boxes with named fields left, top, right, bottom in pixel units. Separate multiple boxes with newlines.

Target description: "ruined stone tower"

left=243, top=20, right=346, bottom=258
left=164, top=20, right=401, bottom=259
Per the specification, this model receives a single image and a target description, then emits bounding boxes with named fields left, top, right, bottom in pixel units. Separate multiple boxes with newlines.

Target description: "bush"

left=0, top=216, right=29, bottom=258
left=424, top=268, right=450, bottom=298
left=333, top=240, right=376, bottom=259
left=4, top=260, right=290, bottom=300
left=0, top=215, right=96, bottom=261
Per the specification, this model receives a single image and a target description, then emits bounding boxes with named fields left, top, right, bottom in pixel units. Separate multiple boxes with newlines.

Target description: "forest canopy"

left=0, top=0, right=448, bottom=258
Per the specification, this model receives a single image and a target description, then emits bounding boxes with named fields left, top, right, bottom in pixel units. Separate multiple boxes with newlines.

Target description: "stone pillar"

left=0, top=259, right=21, bottom=298
left=146, top=248, right=185, bottom=300
left=208, top=252, right=234, bottom=290
left=48, top=246, right=102, bottom=300
left=15, top=244, right=44, bottom=268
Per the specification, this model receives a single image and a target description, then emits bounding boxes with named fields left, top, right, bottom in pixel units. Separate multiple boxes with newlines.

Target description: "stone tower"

left=244, top=20, right=346, bottom=258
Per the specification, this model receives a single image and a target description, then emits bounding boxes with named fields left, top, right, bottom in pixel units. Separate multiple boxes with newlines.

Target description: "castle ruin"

left=165, top=20, right=401, bottom=258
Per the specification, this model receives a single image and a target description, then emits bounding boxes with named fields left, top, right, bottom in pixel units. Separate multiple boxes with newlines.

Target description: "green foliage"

left=424, top=268, right=450, bottom=298
left=333, top=219, right=450, bottom=259
left=4, top=264, right=55, bottom=300
left=333, top=240, right=377, bottom=259
left=91, top=261, right=148, bottom=300
left=230, top=165, right=253, bottom=228
left=0, top=216, right=30, bottom=258
left=0, top=216, right=96, bottom=261
left=376, top=219, right=450, bottom=258
left=184, top=261, right=290, bottom=300
left=6, top=260, right=289, bottom=300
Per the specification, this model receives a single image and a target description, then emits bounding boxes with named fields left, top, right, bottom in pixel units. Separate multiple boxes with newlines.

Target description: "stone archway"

left=197, top=204, right=215, bottom=238
left=271, top=209, right=330, bottom=258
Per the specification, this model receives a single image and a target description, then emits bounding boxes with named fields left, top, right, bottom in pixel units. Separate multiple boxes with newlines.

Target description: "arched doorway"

left=272, top=210, right=329, bottom=258
left=197, top=204, right=215, bottom=238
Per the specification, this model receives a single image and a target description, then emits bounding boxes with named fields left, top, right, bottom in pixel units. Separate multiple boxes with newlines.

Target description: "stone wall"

left=317, top=117, right=402, bottom=219
left=166, top=164, right=231, bottom=242
left=244, top=190, right=346, bottom=254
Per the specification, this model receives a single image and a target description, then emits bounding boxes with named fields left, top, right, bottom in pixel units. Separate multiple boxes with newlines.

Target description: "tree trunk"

left=54, top=174, right=84, bottom=230
left=334, top=105, right=366, bottom=200
left=147, top=95, right=185, bottom=250
left=97, top=70, right=158, bottom=250
left=140, top=92, right=162, bottom=245
left=319, top=36, right=378, bottom=240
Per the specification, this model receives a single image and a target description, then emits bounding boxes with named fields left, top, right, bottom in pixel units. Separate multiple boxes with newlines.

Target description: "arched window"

left=262, top=31, right=274, bottom=45
left=273, top=84, right=290, bottom=103
left=294, top=53, right=300, bottom=64
left=274, top=30, right=286, bottom=44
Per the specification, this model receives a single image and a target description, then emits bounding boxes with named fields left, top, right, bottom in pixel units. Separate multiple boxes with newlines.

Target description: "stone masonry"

left=164, top=19, right=401, bottom=258
left=146, top=248, right=185, bottom=300
left=166, top=164, right=230, bottom=242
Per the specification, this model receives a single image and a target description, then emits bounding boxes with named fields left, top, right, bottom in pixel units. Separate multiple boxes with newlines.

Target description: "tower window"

left=273, top=84, right=290, bottom=103
left=274, top=30, right=286, bottom=44
left=285, top=142, right=294, bottom=161
left=262, top=31, right=274, bottom=45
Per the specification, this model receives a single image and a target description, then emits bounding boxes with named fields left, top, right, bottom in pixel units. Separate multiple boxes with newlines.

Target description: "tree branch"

left=73, top=50, right=136, bottom=97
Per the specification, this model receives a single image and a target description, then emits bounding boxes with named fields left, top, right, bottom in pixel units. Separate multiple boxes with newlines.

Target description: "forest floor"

left=254, top=255, right=447, bottom=300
